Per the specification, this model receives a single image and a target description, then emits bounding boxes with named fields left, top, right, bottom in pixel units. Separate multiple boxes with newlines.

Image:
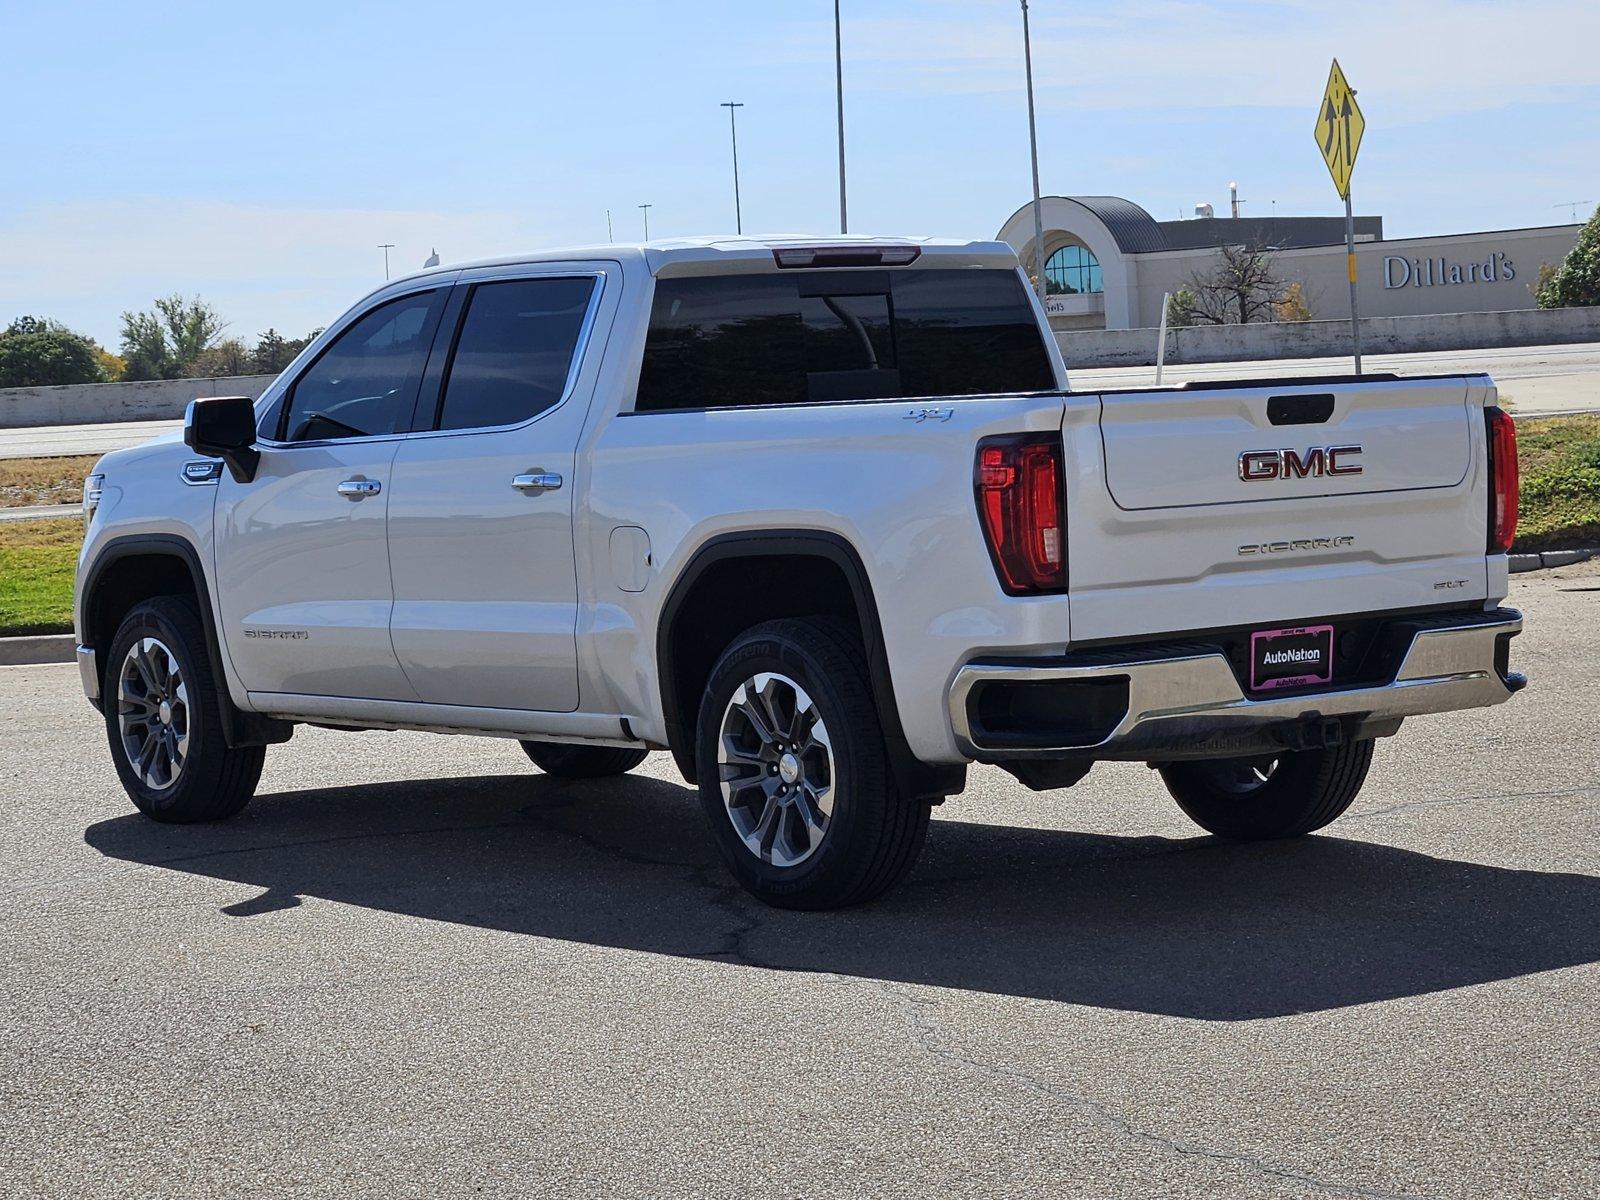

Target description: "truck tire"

left=1158, top=739, right=1375, bottom=840
left=695, top=617, right=930, bottom=910
left=104, top=597, right=265, bottom=823
left=519, top=741, right=648, bottom=779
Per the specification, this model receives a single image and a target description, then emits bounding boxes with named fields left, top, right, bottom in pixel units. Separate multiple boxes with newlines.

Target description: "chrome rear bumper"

left=949, top=609, right=1523, bottom=760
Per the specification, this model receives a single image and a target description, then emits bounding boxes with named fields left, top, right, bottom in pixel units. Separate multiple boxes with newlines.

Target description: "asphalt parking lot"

left=2, top=563, right=1596, bottom=1199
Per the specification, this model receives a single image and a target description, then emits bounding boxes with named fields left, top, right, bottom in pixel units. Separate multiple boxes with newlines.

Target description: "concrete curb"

left=0, top=634, right=75, bottom=666
left=0, top=503, right=80, bottom=523
left=1510, top=548, right=1599, bottom=573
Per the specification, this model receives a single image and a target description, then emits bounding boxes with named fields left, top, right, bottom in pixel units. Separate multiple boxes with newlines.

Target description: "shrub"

left=1537, top=204, right=1600, bottom=308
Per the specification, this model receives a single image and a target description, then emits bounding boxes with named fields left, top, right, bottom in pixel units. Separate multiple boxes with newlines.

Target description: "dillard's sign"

left=1383, top=251, right=1516, bottom=290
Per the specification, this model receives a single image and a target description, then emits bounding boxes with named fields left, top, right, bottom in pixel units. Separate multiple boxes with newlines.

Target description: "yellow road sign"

left=1315, top=59, right=1365, bottom=198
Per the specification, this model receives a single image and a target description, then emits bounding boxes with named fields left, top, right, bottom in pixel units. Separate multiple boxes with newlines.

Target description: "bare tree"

left=1184, top=243, right=1293, bottom=325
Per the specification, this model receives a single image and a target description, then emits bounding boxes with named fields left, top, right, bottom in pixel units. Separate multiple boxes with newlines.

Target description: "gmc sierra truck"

left=75, top=235, right=1526, bottom=908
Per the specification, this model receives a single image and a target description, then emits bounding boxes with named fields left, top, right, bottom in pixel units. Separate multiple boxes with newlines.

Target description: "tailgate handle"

left=1267, top=394, right=1335, bottom=425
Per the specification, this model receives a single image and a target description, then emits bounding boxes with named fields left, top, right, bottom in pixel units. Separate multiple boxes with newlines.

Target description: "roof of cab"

left=391, top=234, right=1022, bottom=285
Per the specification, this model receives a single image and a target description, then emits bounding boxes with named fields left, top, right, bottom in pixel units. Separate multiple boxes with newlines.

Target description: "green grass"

left=0, top=518, right=79, bottom=636
left=1514, top=413, right=1600, bottom=554
left=0, top=417, right=1595, bottom=640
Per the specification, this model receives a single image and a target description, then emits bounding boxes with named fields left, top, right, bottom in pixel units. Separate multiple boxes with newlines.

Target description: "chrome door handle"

left=511, top=472, right=563, bottom=493
left=337, top=478, right=382, bottom=498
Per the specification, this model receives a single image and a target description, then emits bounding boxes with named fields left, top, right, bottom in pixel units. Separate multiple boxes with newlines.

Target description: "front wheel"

left=104, top=597, right=264, bottom=823
left=1158, top=739, right=1375, bottom=840
left=695, top=617, right=930, bottom=910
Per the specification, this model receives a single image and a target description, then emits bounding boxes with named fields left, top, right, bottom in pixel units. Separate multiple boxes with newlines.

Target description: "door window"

left=278, top=291, right=441, bottom=442
left=434, top=277, right=597, bottom=431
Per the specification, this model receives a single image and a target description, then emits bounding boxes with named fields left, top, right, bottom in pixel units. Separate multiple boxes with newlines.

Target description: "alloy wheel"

left=716, top=672, right=836, bottom=867
left=117, top=637, right=189, bottom=791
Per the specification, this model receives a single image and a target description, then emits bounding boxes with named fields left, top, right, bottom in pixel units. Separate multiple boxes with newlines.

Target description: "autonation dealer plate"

left=1249, top=624, right=1334, bottom=691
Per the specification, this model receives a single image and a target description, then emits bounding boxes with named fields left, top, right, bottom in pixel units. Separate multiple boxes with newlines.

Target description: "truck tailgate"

left=1065, top=376, right=1494, bottom=644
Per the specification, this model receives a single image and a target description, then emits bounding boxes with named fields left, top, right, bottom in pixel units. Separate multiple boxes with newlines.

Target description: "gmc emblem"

left=1238, top=445, right=1363, bottom=482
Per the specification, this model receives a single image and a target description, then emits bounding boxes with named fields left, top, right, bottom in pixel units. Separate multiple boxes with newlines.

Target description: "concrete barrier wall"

left=0, top=374, right=277, bottom=429
left=3, top=305, right=1597, bottom=426
left=1056, top=306, right=1600, bottom=369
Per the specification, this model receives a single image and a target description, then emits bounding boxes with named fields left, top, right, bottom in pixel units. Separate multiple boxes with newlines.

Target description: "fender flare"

left=81, top=534, right=290, bottom=748
left=655, top=529, right=963, bottom=800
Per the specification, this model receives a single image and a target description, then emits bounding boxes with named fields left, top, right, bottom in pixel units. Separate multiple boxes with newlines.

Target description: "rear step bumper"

left=949, top=608, right=1523, bottom=761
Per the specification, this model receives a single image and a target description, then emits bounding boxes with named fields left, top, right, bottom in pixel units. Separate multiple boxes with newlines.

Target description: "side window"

left=279, top=291, right=440, bottom=443
left=634, top=268, right=1053, bottom=412
left=891, top=270, right=1055, bottom=398
left=435, top=277, right=596, bottom=431
left=635, top=276, right=804, bottom=412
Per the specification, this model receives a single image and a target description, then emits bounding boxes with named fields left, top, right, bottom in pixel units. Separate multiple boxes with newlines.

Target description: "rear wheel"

left=104, top=597, right=264, bottom=823
left=519, top=741, right=648, bottom=779
left=1158, top=739, right=1375, bottom=840
left=695, top=617, right=930, bottom=910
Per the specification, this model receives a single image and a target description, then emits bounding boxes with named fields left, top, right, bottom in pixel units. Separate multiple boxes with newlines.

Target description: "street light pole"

left=721, top=102, right=745, bottom=234
left=638, top=204, right=652, bottom=240
left=834, top=0, right=848, bottom=234
left=1020, top=1, right=1047, bottom=302
left=378, top=243, right=395, bottom=280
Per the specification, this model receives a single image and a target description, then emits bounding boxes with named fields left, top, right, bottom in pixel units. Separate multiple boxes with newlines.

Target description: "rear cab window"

left=635, top=268, right=1054, bottom=412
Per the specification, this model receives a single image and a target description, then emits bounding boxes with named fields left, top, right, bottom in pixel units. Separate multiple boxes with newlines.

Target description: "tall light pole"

left=378, top=243, right=395, bottom=280
left=834, top=0, right=848, bottom=234
left=721, top=101, right=745, bottom=234
left=1020, top=0, right=1046, bottom=301
left=638, top=204, right=652, bottom=240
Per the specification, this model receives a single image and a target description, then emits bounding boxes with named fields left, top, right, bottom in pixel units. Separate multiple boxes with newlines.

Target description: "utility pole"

left=1020, top=1, right=1046, bottom=301
left=638, top=204, right=652, bottom=240
left=721, top=102, right=745, bottom=234
left=606, top=210, right=614, bottom=242
left=377, top=243, right=395, bottom=280
left=834, top=0, right=848, bottom=234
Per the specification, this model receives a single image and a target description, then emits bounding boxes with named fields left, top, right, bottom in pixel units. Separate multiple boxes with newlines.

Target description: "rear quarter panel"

left=580, top=394, right=1082, bottom=763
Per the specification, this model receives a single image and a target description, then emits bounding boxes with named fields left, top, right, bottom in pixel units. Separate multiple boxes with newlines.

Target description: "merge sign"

left=1315, top=59, right=1365, bottom=198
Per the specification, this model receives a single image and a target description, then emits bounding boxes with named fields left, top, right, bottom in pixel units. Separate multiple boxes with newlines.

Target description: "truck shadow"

left=83, top=771, right=1600, bottom=1021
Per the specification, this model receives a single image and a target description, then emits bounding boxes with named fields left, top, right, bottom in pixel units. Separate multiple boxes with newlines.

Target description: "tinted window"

left=280, top=292, right=440, bottom=442
left=635, top=275, right=803, bottom=411
left=892, top=270, right=1057, bottom=399
left=436, top=277, right=596, bottom=431
left=635, top=268, right=1052, bottom=412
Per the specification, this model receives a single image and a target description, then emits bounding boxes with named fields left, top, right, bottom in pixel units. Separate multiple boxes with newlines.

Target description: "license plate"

left=1249, top=624, right=1334, bottom=691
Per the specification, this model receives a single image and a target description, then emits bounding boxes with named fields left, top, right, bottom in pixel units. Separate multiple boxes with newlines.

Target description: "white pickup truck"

left=75, top=235, right=1526, bottom=908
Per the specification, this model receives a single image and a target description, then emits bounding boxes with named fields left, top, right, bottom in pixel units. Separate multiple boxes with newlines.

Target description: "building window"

left=1044, top=243, right=1104, bottom=295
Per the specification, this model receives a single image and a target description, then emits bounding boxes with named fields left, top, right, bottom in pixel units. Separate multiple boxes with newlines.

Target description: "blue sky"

left=3, top=0, right=1596, bottom=346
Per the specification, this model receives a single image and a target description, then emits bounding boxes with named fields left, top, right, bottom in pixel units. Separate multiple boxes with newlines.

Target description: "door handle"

left=337, top=478, right=382, bottom=498
left=511, top=472, right=563, bottom=494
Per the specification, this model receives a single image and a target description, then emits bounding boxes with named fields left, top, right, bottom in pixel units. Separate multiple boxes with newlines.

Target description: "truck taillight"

left=1486, top=406, right=1518, bottom=554
left=974, top=433, right=1066, bottom=594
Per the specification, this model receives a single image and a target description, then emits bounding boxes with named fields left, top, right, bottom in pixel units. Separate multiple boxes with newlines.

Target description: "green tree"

left=0, top=316, right=106, bottom=388
left=187, top=338, right=253, bottom=378
left=1538, top=204, right=1600, bottom=308
left=250, top=328, right=321, bottom=374
left=118, top=295, right=226, bottom=380
left=1165, top=287, right=1197, bottom=329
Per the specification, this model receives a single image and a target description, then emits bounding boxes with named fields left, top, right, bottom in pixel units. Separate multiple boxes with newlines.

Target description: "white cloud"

left=831, top=0, right=1600, bottom=119
left=0, top=198, right=559, bottom=345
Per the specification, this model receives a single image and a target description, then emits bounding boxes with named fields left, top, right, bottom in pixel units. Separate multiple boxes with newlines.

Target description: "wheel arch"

left=81, top=534, right=290, bottom=748
left=655, top=530, right=963, bottom=801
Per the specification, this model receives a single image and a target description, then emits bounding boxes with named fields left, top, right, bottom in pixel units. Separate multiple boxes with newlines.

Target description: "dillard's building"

left=996, top=195, right=1584, bottom=331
